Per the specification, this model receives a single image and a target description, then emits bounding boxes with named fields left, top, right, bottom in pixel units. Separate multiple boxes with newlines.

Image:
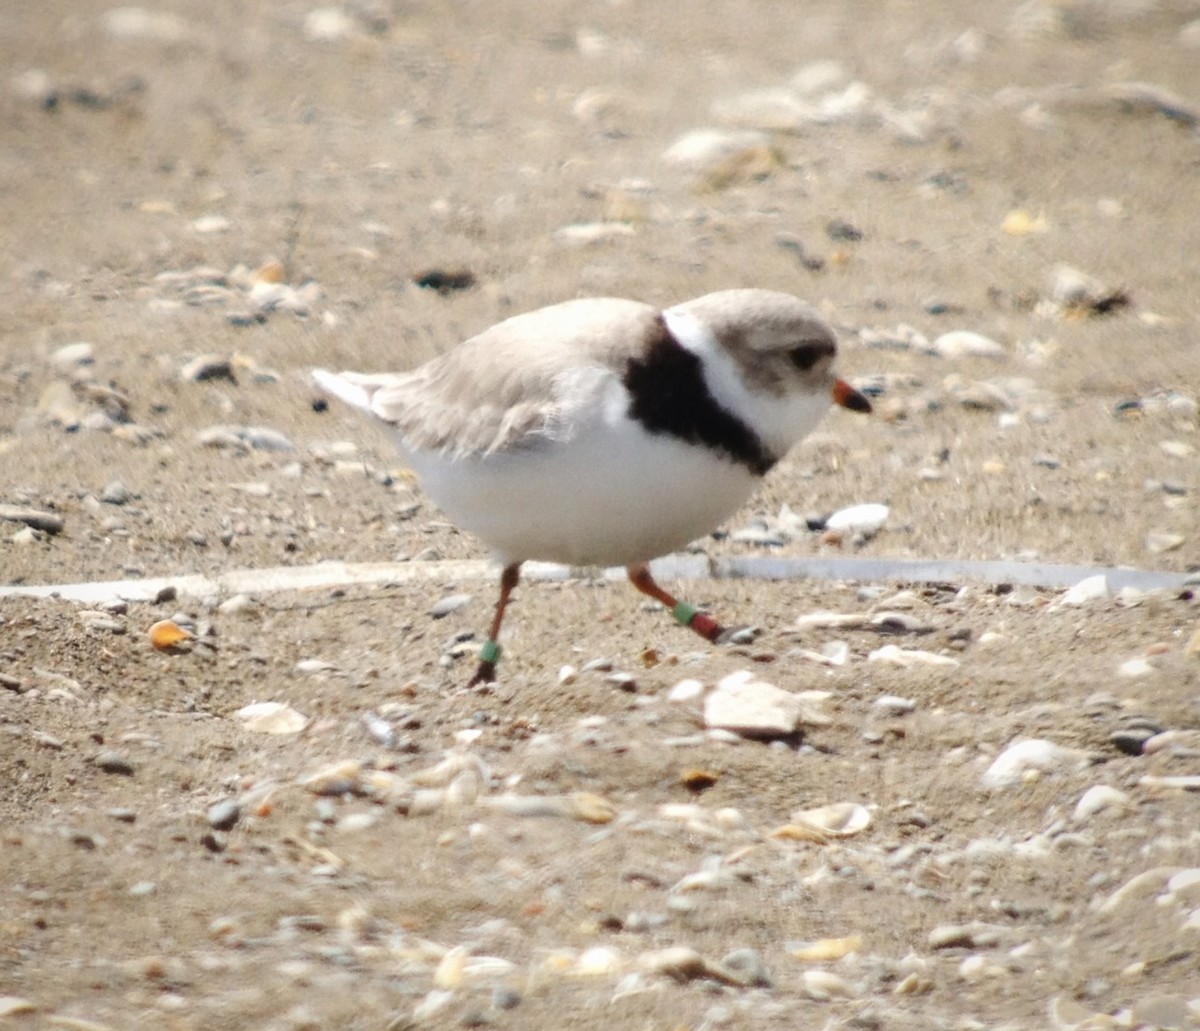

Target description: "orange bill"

left=832, top=378, right=872, bottom=413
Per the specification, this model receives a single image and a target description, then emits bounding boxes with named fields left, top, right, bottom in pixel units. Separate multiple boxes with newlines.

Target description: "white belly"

left=401, top=417, right=760, bottom=567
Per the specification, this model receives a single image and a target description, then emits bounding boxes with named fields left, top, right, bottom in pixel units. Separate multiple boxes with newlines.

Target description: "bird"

left=313, top=288, right=871, bottom=686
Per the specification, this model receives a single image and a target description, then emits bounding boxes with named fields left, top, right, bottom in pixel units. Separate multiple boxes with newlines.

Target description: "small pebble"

left=874, top=694, right=916, bottom=716
left=931, top=331, right=1007, bottom=360
left=431, top=593, right=473, bottom=618
left=720, top=948, right=772, bottom=987
left=180, top=354, right=236, bottom=382
left=1073, top=785, right=1130, bottom=822
left=94, top=750, right=135, bottom=776
left=492, top=988, right=520, bottom=1012
left=0, top=504, right=64, bottom=535
left=207, top=799, right=241, bottom=831
left=51, top=342, right=95, bottom=368
left=100, top=480, right=134, bottom=505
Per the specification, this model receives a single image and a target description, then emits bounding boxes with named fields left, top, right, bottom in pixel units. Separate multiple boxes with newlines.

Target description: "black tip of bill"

left=833, top=378, right=872, bottom=414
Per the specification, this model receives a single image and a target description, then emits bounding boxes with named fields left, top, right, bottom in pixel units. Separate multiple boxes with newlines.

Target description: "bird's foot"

left=466, top=639, right=502, bottom=688
left=715, top=624, right=760, bottom=645
left=673, top=604, right=752, bottom=644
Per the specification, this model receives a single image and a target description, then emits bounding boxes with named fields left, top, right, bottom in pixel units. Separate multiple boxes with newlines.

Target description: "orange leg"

left=626, top=562, right=727, bottom=643
left=467, top=563, right=521, bottom=686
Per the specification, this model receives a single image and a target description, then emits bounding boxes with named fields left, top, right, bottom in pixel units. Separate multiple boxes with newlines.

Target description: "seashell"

left=432, top=945, right=467, bottom=989
left=867, top=644, right=959, bottom=667
left=1142, top=730, right=1200, bottom=756
left=1117, top=657, right=1155, bottom=678
left=1073, top=785, right=1130, bottom=822
left=770, top=822, right=832, bottom=844
left=37, top=380, right=86, bottom=429
left=412, top=752, right=489, bottom=788
left=1145, top=532, right=1185, bottom=554
left=787, top=802, right=871, bottom=838
left=980, top=738, right=1092, bottom=789
left=1166, top=868, right=1200, bottom=902
left=667, top=678, right=704, bottom=701
left=931, top=331, right=1008, bottom=360
left=874, top=694, right=917, bottom=715
left=1002, top=209, right=1048, bottom=235
left=104, top=6, right=188, bottom=41
left=1055, top=574, right=1109, bottom=607
left=462, top=957, right=516, bottom=982
left=192, top=214, right=231, bottom=234
left=639, top=947, right=742, bottom=986
left=671, top=867, right=741, bottom=893
left=793, top=611, right=869, bottom=631
left=299, top=760, right=364, bottom=796
left=0, top=998, right=37, bottom=1018
left=252, top=259, right=286, bottom=284
left=304, top=7, right=356, bottom=42
left=704, top=669, right=830, bottom=737
left=411, top=990, right=454, bottom=1022
left=1046, top=993, right=1109, bottom=1030
left=801, top=969, right=860, bottom=1000
left=790, top=935, right=862, bottom=961
left=663, top=128, right=769, bottom=168
left=235, top=700, right=308, bottom=735
left=148, top=618, right=193, bottom=651
left=1185, top=628, right=1200, bottom=659
left=797, top=640, right=849, bottom=666
left=444, top=769, right=481, bottom=807
left=893, top=971, right=934, bottom=995
left=791, top=60, right=851, bottom=96
left=552, top=222, right=635, bottom=246
left=574, top=946, right=623, bottom=976
left=51, top=342, right=95, bottom=369
left=295, top=659, right=338, bottom=674
left=825, top=502, right=888, bottom=535
left=567, top=792, right=617, bottom=824
left=1097, top=867, right=1181, bottom=914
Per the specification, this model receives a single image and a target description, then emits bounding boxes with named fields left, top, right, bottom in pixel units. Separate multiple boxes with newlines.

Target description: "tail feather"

left=311, top=369, right=378, bottom=413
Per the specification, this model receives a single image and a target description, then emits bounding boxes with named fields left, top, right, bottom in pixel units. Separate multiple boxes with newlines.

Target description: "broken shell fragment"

left=235, top=701, right=309, bottom=735
left=787, top=802, right=871, bottom=838
left=790, top=936, right=863, bottom=962
left=148, top=618, right=193, bottom=651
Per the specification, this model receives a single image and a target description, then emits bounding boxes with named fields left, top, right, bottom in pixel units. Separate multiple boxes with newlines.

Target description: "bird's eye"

left=788, top=340, right=835, bottom=371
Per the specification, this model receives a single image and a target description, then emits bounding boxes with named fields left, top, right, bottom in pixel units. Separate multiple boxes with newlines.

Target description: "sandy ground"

left=2, top=1, right=1200, bottom=1029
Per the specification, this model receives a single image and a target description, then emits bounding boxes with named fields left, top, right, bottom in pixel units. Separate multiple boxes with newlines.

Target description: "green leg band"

left=478, top=638, right=502, bottom=663
left=672, top=601, right=699, bottom=627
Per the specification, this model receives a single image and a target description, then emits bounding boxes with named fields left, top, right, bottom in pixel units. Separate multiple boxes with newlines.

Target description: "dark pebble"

left=207, top=799, right=241, bottom=831
left=413, top=268, right=476, bottom=294
left=826, top=219, right=864, bottom=241
left=492, top=986, right=521, bottom=1011
left=1110, top=724, right=1161, bottom=756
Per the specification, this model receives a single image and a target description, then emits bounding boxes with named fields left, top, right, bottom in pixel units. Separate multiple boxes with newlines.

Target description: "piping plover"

left=313, top=288, right=870, bottom=685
